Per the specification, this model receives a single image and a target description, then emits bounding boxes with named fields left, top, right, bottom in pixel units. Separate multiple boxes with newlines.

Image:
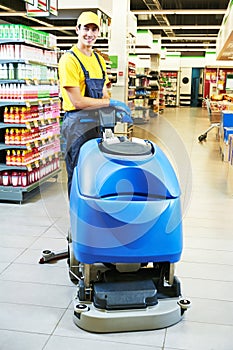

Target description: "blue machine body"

left=70, top=138, right=183, bottom=264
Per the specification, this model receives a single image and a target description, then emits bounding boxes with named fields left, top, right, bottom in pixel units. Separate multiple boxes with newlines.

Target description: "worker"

left=59, top=11, right=132, bottom=197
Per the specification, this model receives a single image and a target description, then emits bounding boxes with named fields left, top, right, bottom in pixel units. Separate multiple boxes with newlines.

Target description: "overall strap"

left=68, top=50, right=89, bottom=79
left=93, top=51, right=106, bottom=80
left=68, top=50, right=105, bottom=80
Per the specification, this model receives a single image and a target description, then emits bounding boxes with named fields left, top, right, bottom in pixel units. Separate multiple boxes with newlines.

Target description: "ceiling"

left=0, top=0, right=230, bottom=56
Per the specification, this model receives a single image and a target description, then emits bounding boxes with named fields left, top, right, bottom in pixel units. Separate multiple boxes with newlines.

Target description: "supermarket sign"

left=25, top=0, right=58, bottom=17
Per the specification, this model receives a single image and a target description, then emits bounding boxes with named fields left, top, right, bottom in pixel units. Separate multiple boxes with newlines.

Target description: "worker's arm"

left=102, top=85, right=110, bottom=99
left=65, top=86, right=133, bottom=123
left=64, top=86, right=110, bottom=110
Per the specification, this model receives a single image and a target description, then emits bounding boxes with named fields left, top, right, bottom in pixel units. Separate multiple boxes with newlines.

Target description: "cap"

left=77, top=11, right=100, bottom=28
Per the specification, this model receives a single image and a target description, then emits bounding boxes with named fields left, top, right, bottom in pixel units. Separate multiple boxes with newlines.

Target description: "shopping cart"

left=198, top=98, right=221, bottom=142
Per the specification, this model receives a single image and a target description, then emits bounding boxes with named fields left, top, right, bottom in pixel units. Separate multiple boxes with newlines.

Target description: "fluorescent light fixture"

left=164, top=43, right=216, bottom=47
left=56, top=37, right=78, bottom=40
left=132, top=9, right=226, bottom=15
left=0, top=12, right=26, bottom=16
left=161, top=36, right=217, bottom=41
left=0, top=7, right=54, bottom=27
left=56, top=43, right=108, bottom=47
left=32, top=26, right=75, bottom=30
left=166, top=48, right=215, bottom=52
left=138, top=25, right=221, bottom=30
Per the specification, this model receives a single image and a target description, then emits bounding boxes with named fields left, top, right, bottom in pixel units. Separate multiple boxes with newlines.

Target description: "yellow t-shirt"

left=58, top=46, right=109, bottom=111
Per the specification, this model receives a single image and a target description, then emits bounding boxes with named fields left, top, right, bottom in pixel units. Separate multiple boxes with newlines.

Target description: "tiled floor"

left=1, top=107, right=233, bottom=350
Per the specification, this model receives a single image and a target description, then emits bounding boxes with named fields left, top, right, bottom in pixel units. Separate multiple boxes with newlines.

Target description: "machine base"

left=73, top=297, right=187, bottom=333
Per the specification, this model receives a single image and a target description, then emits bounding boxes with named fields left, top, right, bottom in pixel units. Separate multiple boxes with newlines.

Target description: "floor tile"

left=176, top=261, right=233, bottom=281
left=0, top=330, right=49, bottom=350
left=165, top=320, right=233, bottom=350
left=0, top=247, right=24, bottom=263
left=0, top=303, right=65, bottom=334
left=0, top=263, right=73, bottom=286
left=0, top=280, right=75, bottom=308
left=0, top=234, right=38, bottom=249
left=0, top=263, right=9, bottom=274
left=184, top=297, right=233, bottom=326
left=181, top=248, right=233, bottom=265
left=43, top=335, right=162, bottom=350
left=180, top=277, right=233, bottom=302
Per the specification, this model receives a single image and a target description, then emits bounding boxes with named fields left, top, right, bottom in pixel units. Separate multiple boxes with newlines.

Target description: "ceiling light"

left=163, top=43, right=216, bottom=47
left=161, top=36, right=217, bottom=41
left=166, top=48, right=214, bottom=52
left=132, top=9, right=226, bottom=15
left=138, top=25, right=221, bottom=30
left=0, top=12, right=26, bottom=16
left=32, top=26, right=75, bottom=30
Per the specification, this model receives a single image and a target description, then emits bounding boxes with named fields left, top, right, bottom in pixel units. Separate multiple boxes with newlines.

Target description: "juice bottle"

left=16, top=150, right=22, bottom=165
left=6, top=150, right=11, bottom=165
left=3, top=106, right=9, bottom=122
left=5, top=128, right=10, bottom=144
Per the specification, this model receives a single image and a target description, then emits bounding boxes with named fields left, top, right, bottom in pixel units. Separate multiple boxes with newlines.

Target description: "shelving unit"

left=160, top=71, right=178, bottom=107
left=0, top=28, right=61, bottom=202
left=128, top=68, right=151, bottom=124
left=148, top=72, right=160, bottom=117
left=133, top=74, right=151, bottom=124
left=127, top=61, right=137, bottom=111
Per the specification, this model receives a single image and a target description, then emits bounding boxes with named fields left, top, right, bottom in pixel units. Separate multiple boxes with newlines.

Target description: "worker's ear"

left=75, top=25, right=80, bottom=35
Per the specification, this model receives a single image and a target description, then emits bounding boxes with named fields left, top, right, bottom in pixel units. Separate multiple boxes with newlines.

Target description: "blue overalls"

left=61, top=51, right=106, bottom=197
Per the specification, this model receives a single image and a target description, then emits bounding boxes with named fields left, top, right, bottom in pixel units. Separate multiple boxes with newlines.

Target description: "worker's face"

left=76, top=23, right=99, bottom=47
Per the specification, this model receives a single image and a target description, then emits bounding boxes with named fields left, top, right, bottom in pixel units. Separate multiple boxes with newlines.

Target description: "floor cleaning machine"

left=66, top=108, right=191, bottom=333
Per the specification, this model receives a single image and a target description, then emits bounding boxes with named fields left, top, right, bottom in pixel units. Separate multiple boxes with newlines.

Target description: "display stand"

left=160, top=71, right=178, bottom=107
left=0, top=27, right=61, bottom=202
left=131, top=73, right=151, bottom=124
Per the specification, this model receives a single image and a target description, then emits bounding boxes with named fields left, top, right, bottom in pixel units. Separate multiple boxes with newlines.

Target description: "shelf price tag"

left=27, top=164, right=32, bottom=172
left=26, top=143, right=31, bottom=151
left=25, top=122, right=31, bottom=130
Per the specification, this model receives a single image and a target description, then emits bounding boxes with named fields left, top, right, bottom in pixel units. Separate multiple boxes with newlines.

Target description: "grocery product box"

left=221, top=110, right=233, bottom=128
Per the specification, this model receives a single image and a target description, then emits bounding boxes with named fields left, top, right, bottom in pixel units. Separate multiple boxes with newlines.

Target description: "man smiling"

left=59, top=11, right=132, bottom=196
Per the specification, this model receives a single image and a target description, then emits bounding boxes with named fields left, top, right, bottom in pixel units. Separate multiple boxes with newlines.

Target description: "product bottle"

left=3, top=106, right=9, bottom=122
left=2, top=171, right=9, bottom=186
left=5, top=129, right=10, bottom=144
left=11, top=171, right=18, bottom=187
left=6, top=150, right=11, bottom=165
left=21, top=172, right=27, bottom=187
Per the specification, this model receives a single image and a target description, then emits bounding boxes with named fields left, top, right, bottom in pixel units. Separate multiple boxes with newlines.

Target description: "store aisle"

left=0, top=107, right=233, bottom=350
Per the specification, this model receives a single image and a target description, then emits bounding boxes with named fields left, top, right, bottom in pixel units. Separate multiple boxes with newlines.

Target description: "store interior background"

left=0, top=0, right=232, bottom=108
left=1, top=1, right=233, bottom=349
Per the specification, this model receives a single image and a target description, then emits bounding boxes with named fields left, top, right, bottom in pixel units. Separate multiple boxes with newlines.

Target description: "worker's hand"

left=116, top=111, right=133, bottom=124
left=109, top=99, right=131, bottom=115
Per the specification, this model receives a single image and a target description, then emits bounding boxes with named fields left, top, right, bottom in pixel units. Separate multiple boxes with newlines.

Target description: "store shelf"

left=0, top=168, right=60, bottom=203
left=0, top=38, right=61, bottom=202
left=0, top=143, right=27, bottom=151
left=0, top=97, right=59, bottom=107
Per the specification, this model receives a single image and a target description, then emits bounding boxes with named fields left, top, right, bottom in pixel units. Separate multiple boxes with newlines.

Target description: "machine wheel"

left=198, top=133, right=207, bottom=142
